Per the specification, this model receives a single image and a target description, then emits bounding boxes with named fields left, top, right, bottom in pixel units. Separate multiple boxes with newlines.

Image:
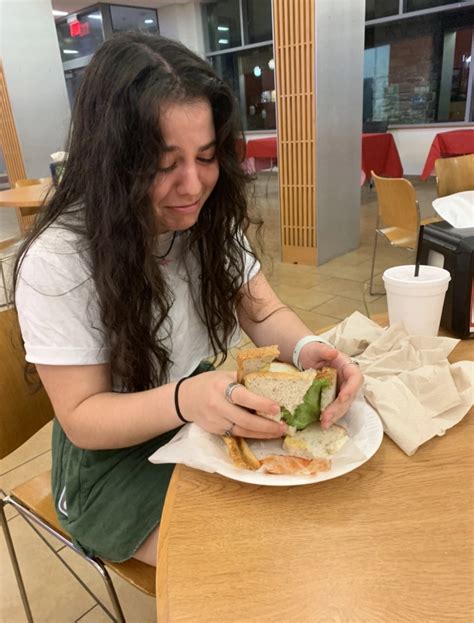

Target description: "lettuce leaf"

left=281, top=377, right=330, bottom=430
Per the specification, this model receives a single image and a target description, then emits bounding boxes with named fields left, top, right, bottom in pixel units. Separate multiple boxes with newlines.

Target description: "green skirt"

left=51, top=362, right=213, bottom=562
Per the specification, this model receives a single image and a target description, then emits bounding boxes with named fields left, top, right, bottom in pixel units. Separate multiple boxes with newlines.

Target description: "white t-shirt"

left=16, top=221, right=260, bottom=385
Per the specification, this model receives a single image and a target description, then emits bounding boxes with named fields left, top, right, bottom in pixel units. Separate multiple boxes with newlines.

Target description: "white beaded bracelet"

left=292, top=335, right=333, bottom=371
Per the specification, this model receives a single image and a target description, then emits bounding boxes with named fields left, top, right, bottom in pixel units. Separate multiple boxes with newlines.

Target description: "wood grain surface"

left=156, top=321, right=473, bottom=622
left=0, top=181, right=51, bottom=207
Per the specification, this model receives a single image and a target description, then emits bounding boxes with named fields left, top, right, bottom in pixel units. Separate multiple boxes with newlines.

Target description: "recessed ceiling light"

left=63, top=49, right=79, bottom=54
left=218, top=39, right=229, bottom=44
left=217, top=26, right=229, bottom=31
left=52, top=10, right=68, bottom=16
left=144, top=19, right=154, bottom=24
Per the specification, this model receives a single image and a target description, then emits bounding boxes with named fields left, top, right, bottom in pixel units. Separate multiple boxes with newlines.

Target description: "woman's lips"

left=167, top=201, right=200, bottom=214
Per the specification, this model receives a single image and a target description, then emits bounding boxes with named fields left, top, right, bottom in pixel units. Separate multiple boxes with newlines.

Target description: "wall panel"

left=273, top=0, right=316, bottom=264
left=0, top=62, right=26, bottom=185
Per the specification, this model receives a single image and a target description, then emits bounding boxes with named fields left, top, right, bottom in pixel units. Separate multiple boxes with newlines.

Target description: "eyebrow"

left=162, top=140, right=216, bottom=153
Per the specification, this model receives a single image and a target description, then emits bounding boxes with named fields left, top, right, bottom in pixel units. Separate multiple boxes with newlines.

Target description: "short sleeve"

left=16, top=246, right=110, bottom=366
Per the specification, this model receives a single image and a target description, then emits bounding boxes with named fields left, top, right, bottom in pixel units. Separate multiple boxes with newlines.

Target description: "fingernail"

left=271, top=405, right=281, bottom=415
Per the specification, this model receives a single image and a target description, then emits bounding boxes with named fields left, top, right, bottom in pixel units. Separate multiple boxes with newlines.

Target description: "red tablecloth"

left=361, top=133, right=403, bottom=180
left=245, top=137, right=277, bottom=159
left=243, top=135, right=403, bottom=179
left=421, top=129, right=474, bottom=180
left=242, top=137, right=277, bottom=173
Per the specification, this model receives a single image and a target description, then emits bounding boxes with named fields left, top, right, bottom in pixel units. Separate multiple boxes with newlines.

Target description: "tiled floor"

left=0, top=174, right=438, bottom=622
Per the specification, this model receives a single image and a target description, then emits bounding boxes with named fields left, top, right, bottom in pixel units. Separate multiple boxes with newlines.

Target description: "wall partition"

left=273, top=0, right=316, bottom=264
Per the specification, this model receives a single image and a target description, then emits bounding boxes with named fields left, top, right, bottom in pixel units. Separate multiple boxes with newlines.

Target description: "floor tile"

left=59, top=547, right=156, bottom=623
left=272, top=283, right=335, bottom=310
left=313, top=276, right=382, bottom=303
left=0, top=422, right=52, bottom=476
left=0, top=514, right=98, bottom=623
left=312, top=296, right=371, bottom=320
left=288, top=307, right=341, bottom=333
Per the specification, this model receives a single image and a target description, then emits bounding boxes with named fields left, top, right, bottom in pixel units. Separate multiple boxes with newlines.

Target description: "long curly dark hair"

left=13, top=32, right=261, bottom=391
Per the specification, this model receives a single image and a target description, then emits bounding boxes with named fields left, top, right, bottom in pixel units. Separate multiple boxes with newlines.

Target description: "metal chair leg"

left=369, top=230, right=385, bottom=296
left=3, top=495, right=127, bottom=622
left=265, top=159, right=274, bottom=197
left=0, top=500, right=34, bottom=623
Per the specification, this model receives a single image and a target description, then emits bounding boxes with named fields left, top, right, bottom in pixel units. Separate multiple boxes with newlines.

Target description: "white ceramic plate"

left=213, top=400, right=384, bottom=486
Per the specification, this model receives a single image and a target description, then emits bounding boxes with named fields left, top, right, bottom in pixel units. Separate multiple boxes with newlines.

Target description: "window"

left=211, top=45, right=275, bottom=131
left=244, top=0, right=272, bottom=44
left=110, top=5, right=158, bottom=34
left=365, top=0, right=399, bottom=21
left=56, top=9, right=105, bottom=62
left=364, top=8, right=474, bottom=124
left=203, top=0, right=242, bottom=52
left=204, top=0, right=274, bottom=130
left=404, top=0, right=465, bottom=12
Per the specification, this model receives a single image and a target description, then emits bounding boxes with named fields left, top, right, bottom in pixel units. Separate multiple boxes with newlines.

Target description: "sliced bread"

left=283, top=422, right=348, bottom=459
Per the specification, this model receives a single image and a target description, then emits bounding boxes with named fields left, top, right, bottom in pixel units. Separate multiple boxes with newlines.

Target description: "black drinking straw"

left=414, top=225, right=424, bottom=277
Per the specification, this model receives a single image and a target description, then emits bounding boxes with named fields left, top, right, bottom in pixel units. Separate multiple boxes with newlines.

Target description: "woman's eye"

left=198, top=154, right=216, bottom=164
left=157, top=162, right=177, bottom=173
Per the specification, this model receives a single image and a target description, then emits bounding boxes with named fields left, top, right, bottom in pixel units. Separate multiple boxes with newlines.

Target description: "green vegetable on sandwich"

left=281, top=377, right=330, bottom=430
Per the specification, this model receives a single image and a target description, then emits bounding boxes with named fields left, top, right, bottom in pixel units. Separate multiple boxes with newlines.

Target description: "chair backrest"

left=371, top=172, right=419, bottom=233
left=363, top=120, right=388, bottom=134
left=0, top=309, right=54, bottom=459
left=435, top=154, right=474, bottom=198
left=13, top=178, right=50, bottom=234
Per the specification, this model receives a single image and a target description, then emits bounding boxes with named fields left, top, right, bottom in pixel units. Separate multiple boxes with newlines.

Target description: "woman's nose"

left=176, top=164, right=202, bottom=197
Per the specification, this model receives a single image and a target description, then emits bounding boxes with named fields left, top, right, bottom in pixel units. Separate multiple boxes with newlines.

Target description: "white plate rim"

left=213, top=402, right=384, bottom=486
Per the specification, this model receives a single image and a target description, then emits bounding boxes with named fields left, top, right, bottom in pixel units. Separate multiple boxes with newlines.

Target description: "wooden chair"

left=435, top=154, right=474, bottom=198
left=369, top=172, right=439, bottom=295
left=0, top=238, right=21, bottom=307
left=0, top=308, right=156, bottom=622
left=14, top=178, right=51, bottom=235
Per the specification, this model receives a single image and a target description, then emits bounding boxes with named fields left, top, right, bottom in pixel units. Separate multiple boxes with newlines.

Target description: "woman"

left=14, top=33, right=362, bottom=566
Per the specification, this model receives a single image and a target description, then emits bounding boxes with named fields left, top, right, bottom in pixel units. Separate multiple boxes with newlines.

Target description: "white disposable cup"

left=382, top=265, right=451, bottom=336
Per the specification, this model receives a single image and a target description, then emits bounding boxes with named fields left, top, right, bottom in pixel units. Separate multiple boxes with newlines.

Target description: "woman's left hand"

left=298, top=341, right=363, bottom=429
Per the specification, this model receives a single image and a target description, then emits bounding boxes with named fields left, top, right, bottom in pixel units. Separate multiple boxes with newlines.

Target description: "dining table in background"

left=0, top=180, right=52, bottom=208
left=244, top=136, right=278, bottom=173
left=361, top=132, right=404, bottom=181
left=156, top=314, right=473, bottom=623
left=421, top=129, right=474, bottom=180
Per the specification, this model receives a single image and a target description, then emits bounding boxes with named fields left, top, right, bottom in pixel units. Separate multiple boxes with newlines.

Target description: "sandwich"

left=222, top=345, right=348, bottom=475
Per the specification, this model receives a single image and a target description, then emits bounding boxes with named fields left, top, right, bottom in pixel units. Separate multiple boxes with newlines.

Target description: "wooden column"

left=273, top=0, right=316, bottom=265
left=0, top=61, right=27, bottom=185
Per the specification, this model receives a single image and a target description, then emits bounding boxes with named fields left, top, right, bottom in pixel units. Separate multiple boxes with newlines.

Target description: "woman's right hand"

left=177, top=370, right=287, bottom=439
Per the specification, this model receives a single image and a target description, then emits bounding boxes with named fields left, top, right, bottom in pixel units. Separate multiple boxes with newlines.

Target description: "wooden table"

left=0, top=181, right=51, bottom=208
left=156, top=319, right=473, bottom=622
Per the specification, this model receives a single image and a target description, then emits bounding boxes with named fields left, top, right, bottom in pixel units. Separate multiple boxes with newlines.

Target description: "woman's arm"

left=37, top=359, right=286, bottom=450
left=237, top=271, right=363, bottom=427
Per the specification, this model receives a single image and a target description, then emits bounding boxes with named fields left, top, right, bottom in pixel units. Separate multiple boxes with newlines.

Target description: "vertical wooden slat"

left=274, top=0, right=316, bottom=264
left=0, top=62, right=27, bottom=186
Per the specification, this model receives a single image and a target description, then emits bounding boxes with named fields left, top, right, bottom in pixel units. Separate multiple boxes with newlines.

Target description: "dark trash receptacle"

left=420, top=221, right=474, bottom=339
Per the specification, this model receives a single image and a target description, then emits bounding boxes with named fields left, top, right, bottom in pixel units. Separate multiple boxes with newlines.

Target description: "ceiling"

left=51, top=0, right=191, bottom=15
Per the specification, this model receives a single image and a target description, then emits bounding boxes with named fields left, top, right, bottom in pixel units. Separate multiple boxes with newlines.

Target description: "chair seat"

left=378, top=226, right=416, bottom=249
left=11, top=470, right=156, bottom=596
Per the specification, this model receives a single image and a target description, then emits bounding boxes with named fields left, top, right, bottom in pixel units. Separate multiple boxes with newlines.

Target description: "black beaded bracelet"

left=174, top=377, right=191, bottom=424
